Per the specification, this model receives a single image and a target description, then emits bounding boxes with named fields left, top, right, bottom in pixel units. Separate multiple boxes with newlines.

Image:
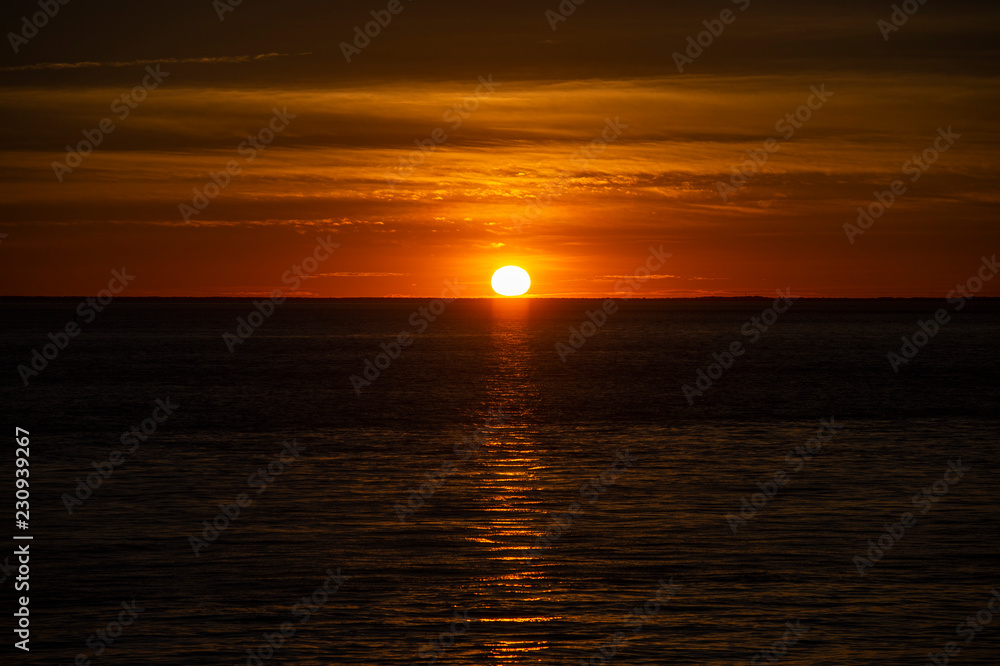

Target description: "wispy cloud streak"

left=0, top=53, right=307, bottom=73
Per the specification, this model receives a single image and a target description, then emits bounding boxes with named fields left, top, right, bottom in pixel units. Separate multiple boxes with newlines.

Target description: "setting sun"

left=491, top=266, right=531, bottom=296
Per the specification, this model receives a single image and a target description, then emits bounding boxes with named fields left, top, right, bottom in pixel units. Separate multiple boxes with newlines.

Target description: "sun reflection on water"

left=461, top=299, right=560, bottom=663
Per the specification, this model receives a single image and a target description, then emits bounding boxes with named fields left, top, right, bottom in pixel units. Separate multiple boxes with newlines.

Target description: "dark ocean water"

left=1, top=298, right=998, bottom=665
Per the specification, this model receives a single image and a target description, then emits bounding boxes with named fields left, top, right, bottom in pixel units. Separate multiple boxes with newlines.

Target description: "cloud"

left=310, top=272, right=408, bottom=278
left=0, top=53, right=308, bottom=73
left=596, top=274, right=719, bottom=280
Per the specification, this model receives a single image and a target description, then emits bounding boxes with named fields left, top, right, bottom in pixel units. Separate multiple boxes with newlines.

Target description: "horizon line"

left=3, top=296, right=998, bottom=301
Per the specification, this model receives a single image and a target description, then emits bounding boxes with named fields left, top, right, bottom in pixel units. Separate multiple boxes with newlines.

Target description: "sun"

left=491, top=266, right=531, bottom=296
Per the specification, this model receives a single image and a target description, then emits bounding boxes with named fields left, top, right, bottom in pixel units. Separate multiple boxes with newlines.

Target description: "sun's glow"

left=491, top=266, right=531, bottom=296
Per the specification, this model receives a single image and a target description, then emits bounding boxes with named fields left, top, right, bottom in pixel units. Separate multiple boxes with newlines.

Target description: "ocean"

left=1, top=298, right=998, bottom=665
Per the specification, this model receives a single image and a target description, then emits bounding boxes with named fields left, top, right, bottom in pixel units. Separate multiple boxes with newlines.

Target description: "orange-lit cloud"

left=2, top=0, right=999, bottom=297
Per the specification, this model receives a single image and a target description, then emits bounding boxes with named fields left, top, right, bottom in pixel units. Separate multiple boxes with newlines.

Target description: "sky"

left=1, top=0, right=998, bottom=297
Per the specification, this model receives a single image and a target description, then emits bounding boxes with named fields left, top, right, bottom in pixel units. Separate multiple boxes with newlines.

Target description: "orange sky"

left=1, top=2, right=998, bottom=297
